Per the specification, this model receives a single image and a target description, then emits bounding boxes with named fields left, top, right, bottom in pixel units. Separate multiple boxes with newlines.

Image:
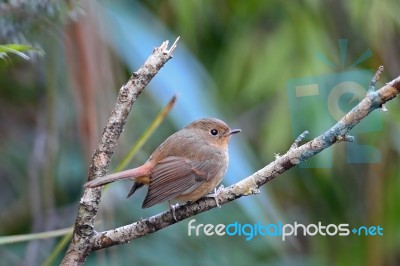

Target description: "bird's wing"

left=142, top=156, right=218, bottom=208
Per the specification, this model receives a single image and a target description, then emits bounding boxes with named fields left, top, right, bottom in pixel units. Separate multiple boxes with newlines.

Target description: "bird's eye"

left=210, top=129, right=218, bottom=136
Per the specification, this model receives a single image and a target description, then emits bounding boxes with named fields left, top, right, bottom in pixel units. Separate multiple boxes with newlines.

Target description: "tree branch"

left=61, top=37, right=180, bottom=265
left=90, top=67, right=400, bottom=251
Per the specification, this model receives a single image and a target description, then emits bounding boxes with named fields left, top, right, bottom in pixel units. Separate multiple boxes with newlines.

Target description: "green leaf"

left=115, top=94, right=177, bottom=172
left=0, top=227, right=72, bottom=245
left=0, top=44, right=45, bottom=61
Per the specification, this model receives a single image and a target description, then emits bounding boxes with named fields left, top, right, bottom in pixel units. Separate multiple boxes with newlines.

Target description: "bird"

left=84, top=118, right=241, bottom=210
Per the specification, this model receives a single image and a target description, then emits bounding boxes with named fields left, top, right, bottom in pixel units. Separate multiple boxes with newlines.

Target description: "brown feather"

left=142, top=156, right=225, bottom=208
left=83, top=163, right=152, bottom=188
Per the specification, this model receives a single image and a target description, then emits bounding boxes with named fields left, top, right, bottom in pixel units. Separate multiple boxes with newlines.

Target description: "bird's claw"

left=169, top=201, right=179, bottom=221
left=205, top=185, right=224, bottom=208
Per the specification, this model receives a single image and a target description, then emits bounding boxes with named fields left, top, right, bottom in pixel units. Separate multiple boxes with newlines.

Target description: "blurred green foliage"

left=0, top=44, right=44, bottom=61
left=0, top=0, right=399, bottom=265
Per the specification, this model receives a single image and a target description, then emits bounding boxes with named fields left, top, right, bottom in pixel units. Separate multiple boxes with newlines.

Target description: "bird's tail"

left=83, top=166, right=149, bottom=188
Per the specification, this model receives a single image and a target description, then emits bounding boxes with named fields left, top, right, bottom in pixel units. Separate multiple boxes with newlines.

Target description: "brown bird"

left=84, top=118, right=241, bottom=209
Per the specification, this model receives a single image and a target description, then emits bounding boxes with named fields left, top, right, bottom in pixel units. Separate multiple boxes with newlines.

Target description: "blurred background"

left=1, top=0, right=399, bottom=265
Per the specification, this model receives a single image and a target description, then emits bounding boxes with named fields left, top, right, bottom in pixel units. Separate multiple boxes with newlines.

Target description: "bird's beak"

left=229, top=129, right=241, bottom=135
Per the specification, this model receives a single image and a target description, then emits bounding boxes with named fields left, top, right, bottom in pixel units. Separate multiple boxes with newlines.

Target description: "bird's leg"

left=168, top=200, right=179, bottom=221
left=205, top=185, right=224, bottom=208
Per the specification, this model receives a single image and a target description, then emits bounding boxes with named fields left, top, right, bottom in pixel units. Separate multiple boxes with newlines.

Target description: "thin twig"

left=369, top=65, right=384, bottom=92
left=369, top=66, right=388, bottom=112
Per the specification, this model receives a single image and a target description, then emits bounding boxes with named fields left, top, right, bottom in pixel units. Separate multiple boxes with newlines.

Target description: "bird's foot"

left=168, top=201, right=179, bottom=221
left=205, top=185, right=224, bottom=208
